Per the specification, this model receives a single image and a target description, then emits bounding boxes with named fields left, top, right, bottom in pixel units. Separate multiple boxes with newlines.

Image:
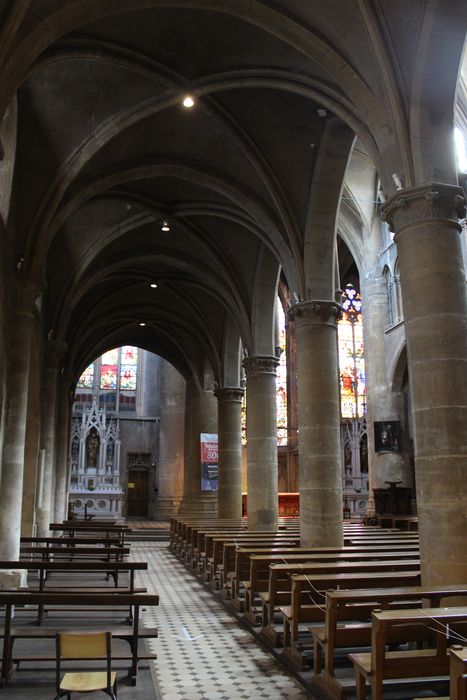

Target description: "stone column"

left=382, top=183, right=467, bottom=585
left=360, top=219, right=411, bottom=504
left=0, top=275, right=43, bottom=574
left=152, top=360, right=185, bottom=520
left=179, top=377, right=218, bottom=515
left=289, top=301, right=343, bottom=547
left=21, top=345, right=41, bottom=536
left=54, top=382, right=72, bottom=523
left=215, top=387, right=243, bottom=519
left=36, top=340, right=66, bottom=536
left=243, top=356, right=279, bottom=530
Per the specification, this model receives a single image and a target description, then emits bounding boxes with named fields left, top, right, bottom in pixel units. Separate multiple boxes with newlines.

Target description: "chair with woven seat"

left=54, top=631, right=117, bottom=699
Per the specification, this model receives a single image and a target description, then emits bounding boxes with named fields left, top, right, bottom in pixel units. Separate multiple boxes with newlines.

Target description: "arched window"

left=276, top=300, right=288, bottom=446
left=383, top=265, right=394, bottom=326
left=338, top=284, right=366, bottom=418
left=76, top=346, right=139, bottom=412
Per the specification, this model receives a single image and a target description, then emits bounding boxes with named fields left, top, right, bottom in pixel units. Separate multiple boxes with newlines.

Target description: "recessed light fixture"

left=150, top=283, right=158, bottom=288
left=183, top=95, right=194, bottom=108
left=161, top=219, right=170, bottom=232
left=139, top=322, right=146, bottom=327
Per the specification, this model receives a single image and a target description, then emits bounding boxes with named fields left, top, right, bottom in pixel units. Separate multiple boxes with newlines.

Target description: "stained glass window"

left=120, top=346, right=138, bottom=390
left=77, top=364, right=94, bottom=389
left=276, top=300, right=288, bottom=445
left=100, top=348, right=119, bottom=389
left=241, top=391, right=247, bottom=446
left=338, top=284, right=366, bottom=418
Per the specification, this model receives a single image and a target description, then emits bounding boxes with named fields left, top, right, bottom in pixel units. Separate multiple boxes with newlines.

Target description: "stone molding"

left=381, top=182, right=465, bottom=234
left=288, top=299, right=341, bottom=325
left=243, top=355, right=279, bottom=377
left=214, top=386, right=244, bottom=403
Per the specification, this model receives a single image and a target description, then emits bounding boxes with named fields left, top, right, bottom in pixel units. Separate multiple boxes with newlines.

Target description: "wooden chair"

left=54, top=631, right=117, bottom=699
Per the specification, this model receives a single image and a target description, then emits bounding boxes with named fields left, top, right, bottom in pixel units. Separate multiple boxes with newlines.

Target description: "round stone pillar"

left=36, top=340, right=66, bottom=536
left=382, top=183, right=467, bottom=585
left=53, top=380, right=73, bottom=523
left=152, top=360, right=185, bottom=520
left=0, top=275, right=43, bottom=572
left=179, top=377, right=218, bottom=516
left=360, top=219, right=411, bottom=504
left=243, top=356, right=279, bottom=530
left=289, top=301, right=343, bottom=547
left=215, top=387, right=243, bottom=519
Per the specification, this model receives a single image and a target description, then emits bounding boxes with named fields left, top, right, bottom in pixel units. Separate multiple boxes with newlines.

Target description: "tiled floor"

left=134, top=543, right=312, bottom=700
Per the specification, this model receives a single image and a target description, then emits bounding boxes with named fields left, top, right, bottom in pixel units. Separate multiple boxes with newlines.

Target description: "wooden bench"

left=0, top=560, right=148, bottom=623
left=450, top=646, right=467, bottom=700
left=50, top=523, right=131, bottom=546
left=259, top=556, right=420, bottom=642
left=349, top=606, right=467, bottom=700
left=19, top=546, right=130, bottom=563
left=281, top=570, right=421, bottom=669
left=0, top=591, right=158, bottom=685
left=21, top=536, right=124, bottom=547
left=310, top=586, right=467, bottom=700
left=239, top=547, right=420, bottom=624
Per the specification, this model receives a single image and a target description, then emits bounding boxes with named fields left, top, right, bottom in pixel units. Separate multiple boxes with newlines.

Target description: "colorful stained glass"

left=120, top=346, right=138, bottom=390
left=100, top=348, right=119, bottom=389
left=276, top=300, right=288, bottom=445
left=77, top=364, right=94, bottom=389
left=241, top=390, right=247, bottom=446
left=338, top=284, right=366, bottom=418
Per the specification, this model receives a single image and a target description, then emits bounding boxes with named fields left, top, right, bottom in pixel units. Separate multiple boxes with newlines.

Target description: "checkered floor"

left=133, top=543, right=311, bottom=699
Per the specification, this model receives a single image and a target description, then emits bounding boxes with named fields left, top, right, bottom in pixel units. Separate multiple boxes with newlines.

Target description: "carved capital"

left=44, top=339, right=68, bottom=370
left=381, top=182, right=465, bottom=233
left=15, top=272, right=45, bottom=315
left=214, top=386, right=244, bottom=403
left=288, top=299, right=341, bottom=325
left=243, top=355, right=279, bottom=377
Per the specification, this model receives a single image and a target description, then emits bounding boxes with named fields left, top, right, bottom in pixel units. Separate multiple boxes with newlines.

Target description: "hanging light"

left=161, top=219, right=170, bottom=232
left=182, top=95, right=195, bottom=108
left=150, top=282, right=158, bottom=288
left=139, top=322, right=146, bottom=327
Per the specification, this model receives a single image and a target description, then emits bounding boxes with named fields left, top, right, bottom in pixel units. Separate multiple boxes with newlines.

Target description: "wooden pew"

left=0, top=560, right=148, bottom=623
left=21, top=536, right=124, bottom=548
left=239, top=546, right=420, bottom=623
left=0, top=591, right=158, bottom=685
left=311, top=586, right=467, bottom=700
left=450, top=646, right=467, bottom=700
left=49, top=522, right=131, bottom=545
left=259, top=553, right=420, bottom=640
left=19, top=545, right=130, bottom=563
left=349, top=606, right=467, bottom=700
left=282, top=570, right=421, bottom=669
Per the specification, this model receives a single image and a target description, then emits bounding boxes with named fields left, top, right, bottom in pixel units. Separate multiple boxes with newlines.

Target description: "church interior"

left=0, top=1, right=466, bottom=698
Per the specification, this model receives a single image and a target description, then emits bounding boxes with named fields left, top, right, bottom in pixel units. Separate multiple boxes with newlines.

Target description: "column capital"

left=381, top=182, right=465, bottom=234
left=214, top=386, right=244, bottom=403
left=243, top=355, right=279, bottom=377
left=288, top=299, right=341, bottom=326
left=44, top=339, right=68, bottom=370
left=15, top=272, right=45, bottom=314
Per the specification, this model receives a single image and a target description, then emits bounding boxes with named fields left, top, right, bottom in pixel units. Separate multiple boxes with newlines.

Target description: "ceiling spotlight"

left=139, top=322, right=146, bottom=327
left=150, top=282, right=158, bottom=288
left=161, top=219, right=170, bottom=232
left=317, top=108, right=327, bottom=117
left=182, top=95, right=195, bottom=108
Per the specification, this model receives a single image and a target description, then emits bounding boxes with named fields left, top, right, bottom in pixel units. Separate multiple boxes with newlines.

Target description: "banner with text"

left=200, top=433, right=218, bottom=491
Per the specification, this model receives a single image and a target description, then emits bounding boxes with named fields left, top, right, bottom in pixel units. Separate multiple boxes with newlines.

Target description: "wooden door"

left=127, top=469, right=149, bottom=517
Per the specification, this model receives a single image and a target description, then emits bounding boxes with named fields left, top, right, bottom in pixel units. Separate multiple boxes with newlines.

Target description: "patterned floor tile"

left=132, top=543, right=312, bottom=699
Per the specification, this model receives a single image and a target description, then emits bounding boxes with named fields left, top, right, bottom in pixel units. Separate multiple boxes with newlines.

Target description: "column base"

left=178, top=494, right=218, bottom=517
left=150, top=497, right=183, bottom=520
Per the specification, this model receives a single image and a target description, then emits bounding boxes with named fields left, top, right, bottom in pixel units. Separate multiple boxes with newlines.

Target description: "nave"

left=138, top=541, right=310, bottom=700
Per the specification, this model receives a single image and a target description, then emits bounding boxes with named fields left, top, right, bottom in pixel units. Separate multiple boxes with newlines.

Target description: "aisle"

left=134, top=543, right=311, bottom=700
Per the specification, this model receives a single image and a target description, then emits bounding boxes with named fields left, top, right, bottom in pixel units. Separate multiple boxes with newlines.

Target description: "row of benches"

left=170, top=516, right=467, bottom=699
left=0, top=521, right=159, bottom=686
